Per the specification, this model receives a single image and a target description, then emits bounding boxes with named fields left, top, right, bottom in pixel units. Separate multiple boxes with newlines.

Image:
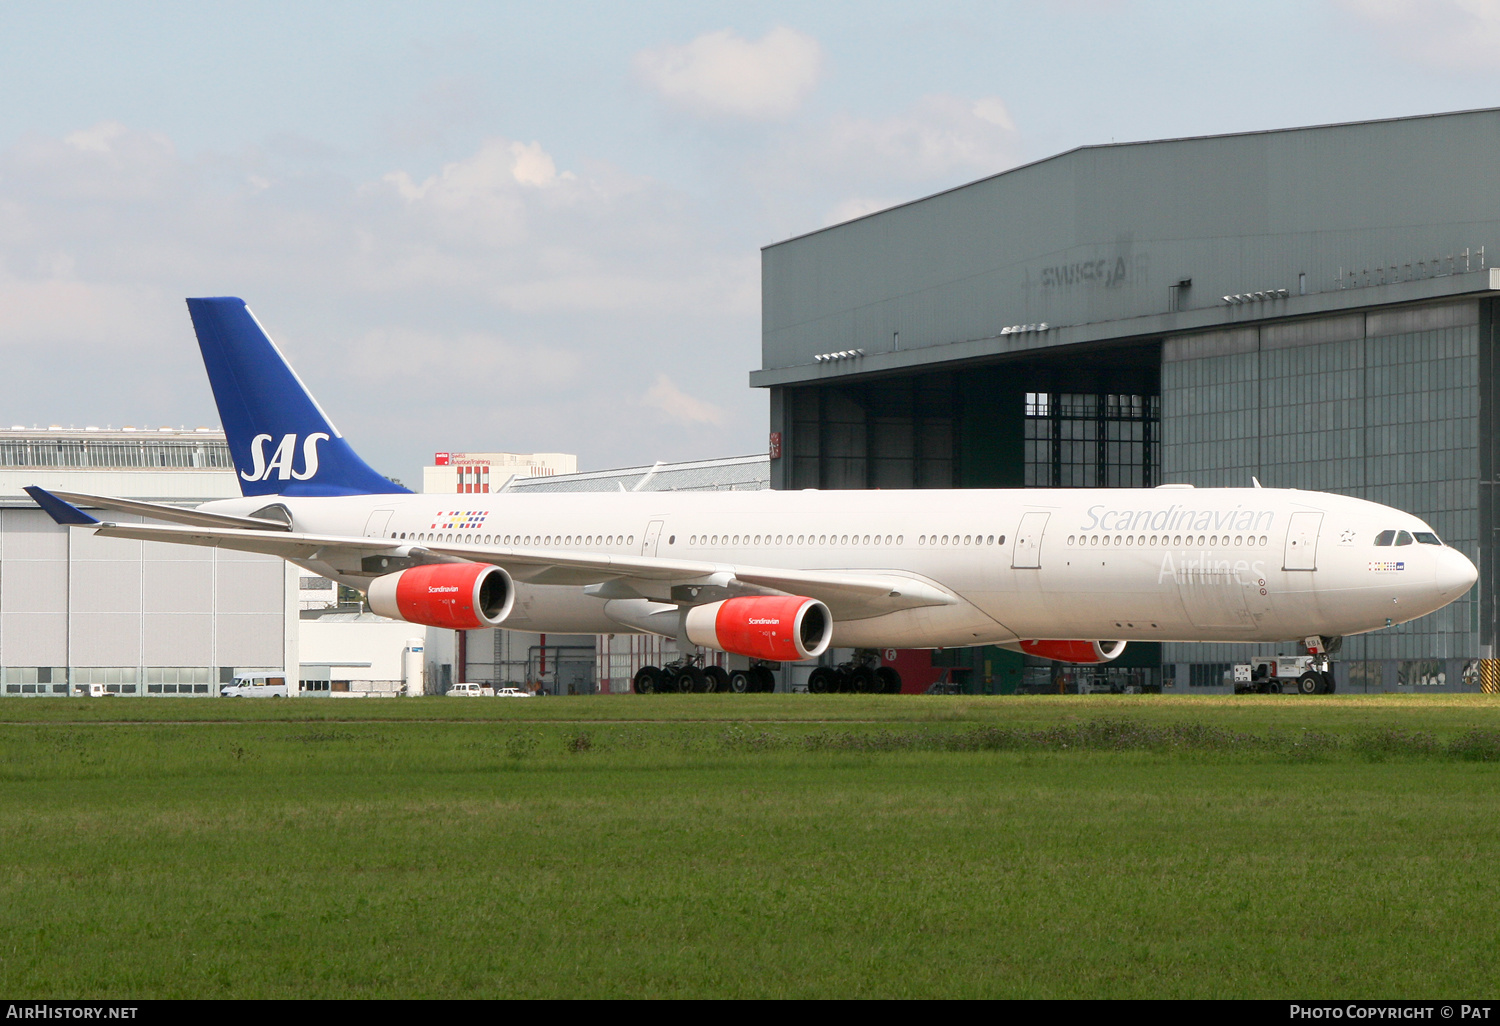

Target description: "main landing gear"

left=806, top=650, right=903, bottom=695
left=632, top=655, right=774, bottom=694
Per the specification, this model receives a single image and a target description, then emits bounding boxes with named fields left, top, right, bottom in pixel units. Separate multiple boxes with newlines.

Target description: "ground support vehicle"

left=1233, top=637, right=1339, bottom=695
left=447, top=683, right=495, bottom=697
left=221, top=673, right=291, bottom=698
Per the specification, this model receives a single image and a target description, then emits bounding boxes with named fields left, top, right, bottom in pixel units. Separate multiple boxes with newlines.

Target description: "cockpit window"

left=1414, top=532, right=1442, bottom=546
left=1374, top=530, right=1396, bottom=546
left=1394, top=531, right=1414, bottom=546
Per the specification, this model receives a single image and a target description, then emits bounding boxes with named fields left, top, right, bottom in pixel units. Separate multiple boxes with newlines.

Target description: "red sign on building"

left=434, top=452, right=451, bottom=466
left=768, top=432, right=782, bottom=459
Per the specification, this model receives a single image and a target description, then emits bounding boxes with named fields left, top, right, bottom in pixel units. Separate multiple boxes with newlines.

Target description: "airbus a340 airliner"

left=28, top=298, right=1478, bottom=694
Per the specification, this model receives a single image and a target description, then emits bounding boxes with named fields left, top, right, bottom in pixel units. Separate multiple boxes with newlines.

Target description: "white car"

left=494, top=687, right=532, bottom=698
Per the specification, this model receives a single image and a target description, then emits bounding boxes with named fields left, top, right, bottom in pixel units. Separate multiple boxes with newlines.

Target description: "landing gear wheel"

left=1296, top=671, right=1321, bottom=696
left=833, top=669, right=853, bottom=694
left=1321, top=671, right=1336, bottom=694
left=633, top=666, right=662, bottom=695
left=849, top=666, right=876, bottom=693
left=874, top=666, right=902, bottom=695
left=728, top=669, right=753, bottom=694
left=808, top=667, right=836, bottom=694
left=703, top=666, right=729, bottom=693
left=752, top=666, right=776, bottom=692
left=674, top=667, right=707, bottom=693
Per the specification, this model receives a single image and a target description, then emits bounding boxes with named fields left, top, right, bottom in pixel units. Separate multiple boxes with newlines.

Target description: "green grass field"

left=3, top=695, right=1500, bottom=998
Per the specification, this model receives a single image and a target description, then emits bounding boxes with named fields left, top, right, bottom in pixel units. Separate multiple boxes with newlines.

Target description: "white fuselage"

left=201, top=485, right=1477, bottom=648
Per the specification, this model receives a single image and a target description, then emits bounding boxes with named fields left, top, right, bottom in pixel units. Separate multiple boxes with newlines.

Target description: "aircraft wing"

left=43, top=489, right=294, bottom=532
left=43, top=501, right=956, bottom=619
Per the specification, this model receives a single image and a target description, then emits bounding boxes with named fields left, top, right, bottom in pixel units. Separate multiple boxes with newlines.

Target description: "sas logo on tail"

left=240, top=433, right=330, bottom=482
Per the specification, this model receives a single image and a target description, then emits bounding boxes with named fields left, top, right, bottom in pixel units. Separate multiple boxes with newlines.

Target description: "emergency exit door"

left=1012, top=512, right=1050, bottom=569
left=641, top=520, right=664, bottom=556
left=1283, top=512, right=1323, bottom=571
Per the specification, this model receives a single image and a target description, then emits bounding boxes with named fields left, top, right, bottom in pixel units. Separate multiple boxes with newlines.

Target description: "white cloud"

left=63, top=121, right=130, bottom=153
left=642, top=374, right=725, bottom=425
left=509, top=141, right=570, bottom=187
left=823, top=196, right=904, bottom=227
left=1337, top=0, right=1500, bottom=69
left=972, top=96, right=1016, bottom=131
left=0, top=122, right=763, bottom=477
left=341, top=326, right=580, bottom=386
left=0, top=276, right=170, bottom=348
left=634, top=26, right=822, bottom=120
left=815, top=94, right=1021, bottom=182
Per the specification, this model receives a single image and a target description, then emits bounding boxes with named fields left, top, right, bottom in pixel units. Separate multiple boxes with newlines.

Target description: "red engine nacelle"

left=367, top=563, right=514, bottom=630
left=1018, top=639, right=1127, bottom=664
left=683, top=595, right=833, bottom=662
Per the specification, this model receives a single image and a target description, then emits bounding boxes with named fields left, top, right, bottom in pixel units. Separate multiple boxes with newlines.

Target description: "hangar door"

left=1283, top=512, right=1323, bottom=571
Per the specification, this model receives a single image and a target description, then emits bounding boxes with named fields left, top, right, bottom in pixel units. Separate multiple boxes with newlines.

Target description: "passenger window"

left=1375, top=530, right=1396, bottom=546
left=1395, top=531, right=1413, bottom=546
left=1414, top=532, right=1442, bottom=545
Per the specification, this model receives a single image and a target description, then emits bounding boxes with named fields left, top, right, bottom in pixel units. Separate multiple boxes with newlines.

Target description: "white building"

left=423, top=451, right=577, bottom=494
left=0, top=425, right=241, bottom=500
left=299, top=612, right=423, bottom=696
left=0, top=427, right=297, bottom=697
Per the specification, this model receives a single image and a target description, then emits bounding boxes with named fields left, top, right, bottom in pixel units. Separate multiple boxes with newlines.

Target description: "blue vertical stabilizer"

left=186, top=297, right=409, bottom=497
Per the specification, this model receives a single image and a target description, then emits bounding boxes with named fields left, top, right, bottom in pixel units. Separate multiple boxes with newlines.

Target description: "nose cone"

left=1436, top=547, right=1479, bottom=599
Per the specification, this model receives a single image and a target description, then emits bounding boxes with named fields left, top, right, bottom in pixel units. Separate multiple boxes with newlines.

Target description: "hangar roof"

left=755, top=107, right=1500, bottom=388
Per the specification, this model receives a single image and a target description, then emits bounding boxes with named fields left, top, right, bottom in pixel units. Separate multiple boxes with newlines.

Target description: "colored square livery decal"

left=1368, top=561, right=1405, bottom=572
left=431, top=510, right=489, bottom=530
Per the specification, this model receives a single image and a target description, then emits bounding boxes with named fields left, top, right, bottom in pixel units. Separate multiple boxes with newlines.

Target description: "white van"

left=221, top=673, right=291, bottom=698
left=447, top=683, right=495, bottom=697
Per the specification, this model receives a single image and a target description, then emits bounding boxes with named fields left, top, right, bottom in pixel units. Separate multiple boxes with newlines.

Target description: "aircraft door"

left=1012, top=512, right=1050, bottom=569
left=1283, top=512, right=1323, bottom=571
left=641, top=520, right=664, bottom=556
left=363, top=509, right=394, bottom=538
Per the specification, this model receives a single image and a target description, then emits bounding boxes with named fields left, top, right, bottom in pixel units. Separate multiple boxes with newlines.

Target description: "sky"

left=3, top=0, right=1500, bottom=486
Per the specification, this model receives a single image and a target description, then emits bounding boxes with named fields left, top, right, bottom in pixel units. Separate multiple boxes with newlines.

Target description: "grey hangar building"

left=755, top=107, right=1500, bottom=694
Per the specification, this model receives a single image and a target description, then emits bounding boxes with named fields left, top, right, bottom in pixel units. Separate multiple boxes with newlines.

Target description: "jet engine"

left=683, top=595, right=833, bottom=662
left=1017, top=639, right=1127, bottom=664
left=367, top=562, right=514, bottom=630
